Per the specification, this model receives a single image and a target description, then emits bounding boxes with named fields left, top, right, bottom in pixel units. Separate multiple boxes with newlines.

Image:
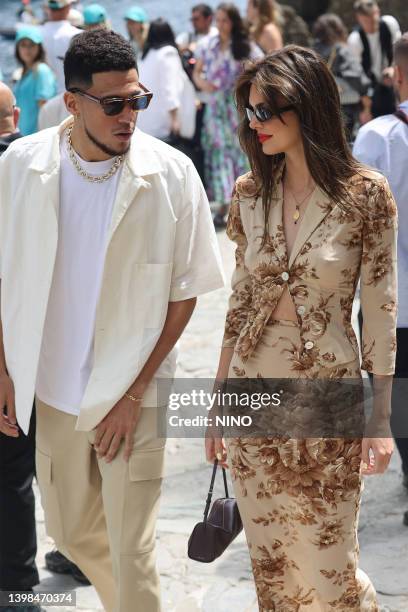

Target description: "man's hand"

left=94, top=395, right=142, bottom=463
left=0, top=372, right=18, bottom=437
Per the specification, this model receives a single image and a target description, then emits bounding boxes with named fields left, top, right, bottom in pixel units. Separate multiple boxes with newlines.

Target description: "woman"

left=14, top=26, right=57, bottom=135
left=314, top=13, right=369, bottom=140
left=247, top=0, right=283, bottom=53
left=193, top=3, right=263, bottom=228
left=206, top=46, right=397, bottom=610
left=137, top=19, right=185, bottom=141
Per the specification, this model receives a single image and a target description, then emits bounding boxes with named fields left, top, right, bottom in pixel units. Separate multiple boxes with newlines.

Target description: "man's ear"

left=64, top=90, right=79, bottom=116
left=13, top=106, right=20, bottom=129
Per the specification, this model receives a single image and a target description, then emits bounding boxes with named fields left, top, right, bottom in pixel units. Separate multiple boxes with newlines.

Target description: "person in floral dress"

left=206, top=46, right=397, bottom=611
left=193, top=3, right=263, bottom=228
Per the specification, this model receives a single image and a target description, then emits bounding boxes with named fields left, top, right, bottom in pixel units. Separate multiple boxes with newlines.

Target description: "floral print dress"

left=195, top=34, right=262, bottom=205
left=221, top=166, right=398, bottom=611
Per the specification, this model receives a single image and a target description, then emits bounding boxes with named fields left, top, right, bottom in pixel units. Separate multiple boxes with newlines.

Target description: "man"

left=0, top=29, right=224, bottom=612
left=348, top=0, right=401, bottom=120
left=176, top=4, right=217, bottom=53
left=0, top=83, right=42, bottom=612
left=41, top=0, right=81, bottom=93
left=353, top=33, right=408, bottom=497
left=124, top=6, right=149, bottom=60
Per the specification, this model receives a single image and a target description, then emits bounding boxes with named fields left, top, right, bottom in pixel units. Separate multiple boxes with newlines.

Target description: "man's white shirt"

left=353, top=100, right=408, bottom=327
left=41, top=20, right=82, bottom=93
left=347, top=15, right=401, bottom=82
left=0, top=120, right=225, bottom=433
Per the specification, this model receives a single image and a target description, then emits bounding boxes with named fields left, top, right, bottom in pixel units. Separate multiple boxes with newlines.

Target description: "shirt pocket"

left=133, top=262, right=173, bottom=329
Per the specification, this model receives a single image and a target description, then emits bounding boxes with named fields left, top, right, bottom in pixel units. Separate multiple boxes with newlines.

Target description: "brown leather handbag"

left=187, top=460, right=243, bottom=562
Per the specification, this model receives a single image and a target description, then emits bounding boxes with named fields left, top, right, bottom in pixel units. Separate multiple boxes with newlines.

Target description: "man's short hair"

left=394, top=32, right=408, bottom=67
left=192, top=4, right=213, bottom=18
left=64, top=28, right=137, bottom=91
left=353, top=0, right=379, bottom=16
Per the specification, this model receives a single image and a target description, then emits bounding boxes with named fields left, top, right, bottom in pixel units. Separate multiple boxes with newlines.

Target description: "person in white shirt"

left=353, top=33, right=408, bottom=494
left=0, top=29, right=225, bottom=612
left=38, top=92, right=70, bottom=129
left=176, top=3, right=218, bottom=52
left=42, top=0, right=82, bottom=93
left=137, top=19, right=186, bottom=141
left=348, top=0, right=401, bottom=120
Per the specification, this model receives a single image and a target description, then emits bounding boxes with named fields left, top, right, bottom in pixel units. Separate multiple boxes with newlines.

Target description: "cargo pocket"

left=35, top=449, right=64, bottom=544
left=129, top=447, right=166, bottom=482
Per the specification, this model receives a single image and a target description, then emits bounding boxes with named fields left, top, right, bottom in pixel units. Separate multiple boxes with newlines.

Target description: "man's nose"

left=118, top=103, right=136, bottom=123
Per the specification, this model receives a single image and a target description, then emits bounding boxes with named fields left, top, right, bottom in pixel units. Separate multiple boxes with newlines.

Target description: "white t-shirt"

left=347, top=15, right=401, bottom=82
left=41, top=20, right=82, bottom=93
left=38, top=93, right=71, bottom=130
left=36, top=131, right=123, bottom=415
left=176, top=25, right=218, bottom=49
left=137, top=46, right=185, bottom=139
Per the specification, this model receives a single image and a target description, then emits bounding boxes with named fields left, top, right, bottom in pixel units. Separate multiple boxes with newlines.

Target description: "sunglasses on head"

left=245, top=103, right=295, bottom=123
left=68, top=83, right=153, bottom=116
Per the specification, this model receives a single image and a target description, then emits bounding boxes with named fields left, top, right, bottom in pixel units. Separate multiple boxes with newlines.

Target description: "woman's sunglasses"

left=245, top=103, right=295, bottom=123
left=68, top=83, right=153, bottom=117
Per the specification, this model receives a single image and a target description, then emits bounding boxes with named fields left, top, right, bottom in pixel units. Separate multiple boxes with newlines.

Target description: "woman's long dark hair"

left=235, top=45, right=363, bottom=249
left=141, top=18, right=178, bottom=59
left=217, top=3, right=251, bottom=61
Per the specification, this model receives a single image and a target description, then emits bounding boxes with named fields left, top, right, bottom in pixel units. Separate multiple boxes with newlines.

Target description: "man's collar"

left=29, top=118, right=164, bottom=177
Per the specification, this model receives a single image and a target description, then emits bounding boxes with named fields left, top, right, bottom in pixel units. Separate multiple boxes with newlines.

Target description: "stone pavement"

left=33, top=230, right=408, bottom=612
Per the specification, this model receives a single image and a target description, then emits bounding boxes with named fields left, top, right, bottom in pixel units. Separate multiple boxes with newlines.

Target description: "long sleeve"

left=360, top=176, right=398, bottom=375
left=222, top=186, right=252, bottom=349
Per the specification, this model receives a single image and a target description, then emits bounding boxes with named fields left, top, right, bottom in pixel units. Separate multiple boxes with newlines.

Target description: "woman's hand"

left=205, top=426, right=228, bottom=468
left=361, top=436, right=393, bottom=475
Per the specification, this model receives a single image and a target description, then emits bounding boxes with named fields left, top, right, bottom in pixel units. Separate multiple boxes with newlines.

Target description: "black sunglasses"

left=68, top=83, right=153, bottom=116
left=245, top=103, right=295, bottom=123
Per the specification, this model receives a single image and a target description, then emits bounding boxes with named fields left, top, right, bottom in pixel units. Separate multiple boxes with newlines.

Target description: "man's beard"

left=84, top=125, right=131, bottom=157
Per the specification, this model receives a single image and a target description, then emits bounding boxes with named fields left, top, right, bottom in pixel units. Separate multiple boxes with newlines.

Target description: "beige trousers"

left=35, top=398, right=166, bottom=612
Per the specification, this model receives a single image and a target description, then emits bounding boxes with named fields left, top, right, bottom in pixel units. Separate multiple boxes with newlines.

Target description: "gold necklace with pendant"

left=287, top=183, right=315, bottom=224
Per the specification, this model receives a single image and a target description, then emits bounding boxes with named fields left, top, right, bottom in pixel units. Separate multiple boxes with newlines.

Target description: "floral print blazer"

left=222, top=164, right=398, bottom=376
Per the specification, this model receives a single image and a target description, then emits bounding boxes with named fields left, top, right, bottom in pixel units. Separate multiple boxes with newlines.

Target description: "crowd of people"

left=0, top=0, right=403, bottom=227
left=0, top=1, right=407, bottom=612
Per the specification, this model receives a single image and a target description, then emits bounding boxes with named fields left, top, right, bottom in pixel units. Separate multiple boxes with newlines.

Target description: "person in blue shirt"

left=14, top=26, right=57, bottom=135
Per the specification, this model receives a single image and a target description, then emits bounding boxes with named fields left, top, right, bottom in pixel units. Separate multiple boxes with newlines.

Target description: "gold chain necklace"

left=284, top=181, right=315, bottom=224
left=66, top=126, right=124, bottom=183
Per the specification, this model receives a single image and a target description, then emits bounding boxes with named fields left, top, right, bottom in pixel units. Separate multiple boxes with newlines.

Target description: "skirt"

left=226, top=320, right=378, bottom=612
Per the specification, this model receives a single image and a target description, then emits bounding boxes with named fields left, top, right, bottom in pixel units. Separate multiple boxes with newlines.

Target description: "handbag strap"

left=203, top=459, right=230, bottom=522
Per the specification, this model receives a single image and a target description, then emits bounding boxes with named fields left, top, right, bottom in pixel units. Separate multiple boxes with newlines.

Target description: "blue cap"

left=16, top=26, right=43, bottom=45
left=84, top=3, right=107, bottom=25
left=124, top=6, right=148, bottom=23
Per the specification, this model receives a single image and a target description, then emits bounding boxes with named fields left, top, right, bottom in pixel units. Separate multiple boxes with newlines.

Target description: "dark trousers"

left=0, top=410, right=39, bottom=590
left=391, top=327, right=408, bottom=475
